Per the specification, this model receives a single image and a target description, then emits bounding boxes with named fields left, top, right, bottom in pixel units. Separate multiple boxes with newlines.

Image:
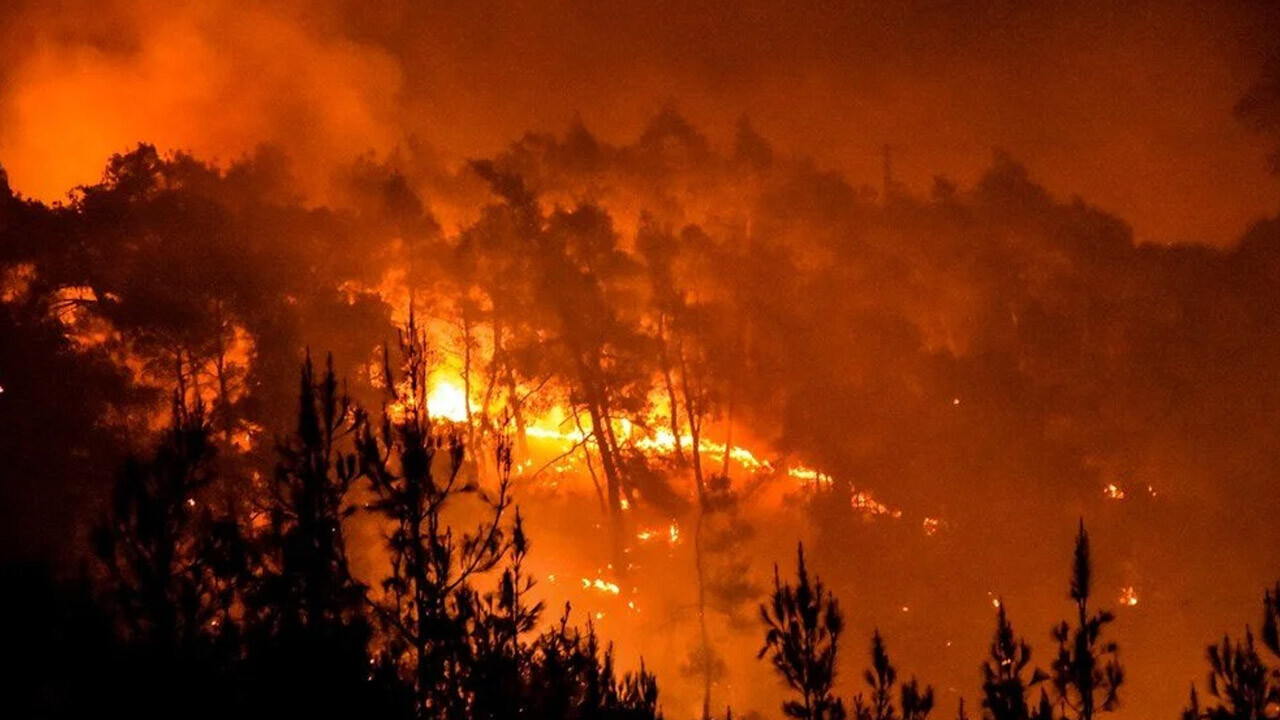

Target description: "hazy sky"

left=2, top=0, right=1279, bottom=245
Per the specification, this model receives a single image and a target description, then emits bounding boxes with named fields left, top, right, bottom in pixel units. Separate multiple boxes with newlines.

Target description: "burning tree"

left=465, top=163, right=656, bottom=573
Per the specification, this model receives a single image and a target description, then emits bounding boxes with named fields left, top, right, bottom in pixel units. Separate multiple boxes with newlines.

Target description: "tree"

left=93, top=392, right=222, bottom=651
left=259, top=352, right=366, bottom=630
left=1045, top=521, right=1124, bottom=720
left=1183, top=582, right=1280, bottom=720
left=468, top=165, right=654, bottom=573
left=1198, top=630, right=1275, bottom=720
left=358, top=312, right=512, bottom=719
left=467, top=506, right=543, bottom=720
left=981, top=601, right=1049, bottom=720
left=91, top=391, right=246, bottom=718
left=759, top=542, right=847, bottom=720
left=525, top=606, right=664, bottom=719
left=242, top=352, right=399, bottom=717
left=852, top=631, right=934, bottom=720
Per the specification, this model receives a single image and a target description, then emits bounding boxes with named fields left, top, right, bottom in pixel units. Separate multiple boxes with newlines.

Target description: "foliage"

left=759, top=542, right=848, bottom=720
left=980, top=602, right=1050, bottom=720
left=1044, top=521, right=1124, bottom=720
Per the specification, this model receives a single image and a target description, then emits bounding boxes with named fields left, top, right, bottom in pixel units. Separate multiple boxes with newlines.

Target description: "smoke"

left=0, top=0, right=401, bottom=200
left=6, top=3, right=1280, bottom=718
left=2, top=0, right=1279, bottom=242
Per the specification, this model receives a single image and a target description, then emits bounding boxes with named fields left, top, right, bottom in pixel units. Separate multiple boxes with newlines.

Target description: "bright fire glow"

left=426, top=378, right=469, bottom=423
left=583, top=577, right=621, bottom=595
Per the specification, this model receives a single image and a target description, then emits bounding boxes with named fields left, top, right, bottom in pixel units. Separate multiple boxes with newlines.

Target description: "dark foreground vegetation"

left=3, top=327, right=1278, bottom=720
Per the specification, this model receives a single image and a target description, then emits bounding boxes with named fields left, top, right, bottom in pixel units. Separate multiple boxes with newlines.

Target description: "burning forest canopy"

left=3, top=2, right=1280, bottom=719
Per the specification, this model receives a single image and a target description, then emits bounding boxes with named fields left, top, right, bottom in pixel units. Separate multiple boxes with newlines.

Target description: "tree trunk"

left=657, top=312, right=686, bottom=465
left=679, top=340, right=713, bottom=720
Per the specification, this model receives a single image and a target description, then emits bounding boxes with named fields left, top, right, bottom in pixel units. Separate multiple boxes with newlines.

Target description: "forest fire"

left=4, top=2, right=1280, bottom=720
left=424, top=377, right=469, bottom=424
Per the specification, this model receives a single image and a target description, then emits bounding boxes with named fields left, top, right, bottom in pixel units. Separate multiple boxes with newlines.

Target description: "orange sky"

left=2, top=0, right=1278, bottom=245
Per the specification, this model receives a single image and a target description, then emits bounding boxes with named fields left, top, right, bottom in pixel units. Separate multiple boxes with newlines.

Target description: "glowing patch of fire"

left=583, top=578, right=621, bottom=595
left=426, top=379, right=469, bottom=423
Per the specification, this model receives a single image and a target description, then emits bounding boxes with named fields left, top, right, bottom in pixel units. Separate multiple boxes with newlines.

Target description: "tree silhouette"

left=1045, top=521, right=1124, bottom=720
left=852, top=630, right=934, bottom=720
left=524, top=606, right=664, bottom=719
left=93, top=392, right=222, bottom=650
left=759, top=542, right=847, bottom=720
left=357, top=312, right=512, bottom=719
left=981, top=601, right=1049, bottom=720
left=467, top=506, right=543, bottom=720
left=90, top=390, right=247, bottom=718
left=241, top=352, right=399, bottom=717
left=1183, top=582, right=1280, bottom=720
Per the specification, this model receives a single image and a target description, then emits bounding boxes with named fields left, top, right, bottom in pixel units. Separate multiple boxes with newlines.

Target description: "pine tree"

left=524, top=605, right=663, bottom=719
left=759, top=542, right=847, bottom=720
left=358, top=313, right=512, bottom=719
left=243, top=352, right=399, bottom=717
left=1185, top=600, right=1280, bottom=720
left=91, top=392, right=245, bottom=718
left=1045, top=521, right=1124, bottom=720
left=855, top=631, right=898, bottom=720
left=853, top=631, right=934, bottom=720
left=981, top=601, right=1047, bottom=720
left=1183, top=582, right=1280, bottom=720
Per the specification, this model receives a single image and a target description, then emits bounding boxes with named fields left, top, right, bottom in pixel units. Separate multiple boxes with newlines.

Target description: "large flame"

left=425, top=376, right=470, bottom=423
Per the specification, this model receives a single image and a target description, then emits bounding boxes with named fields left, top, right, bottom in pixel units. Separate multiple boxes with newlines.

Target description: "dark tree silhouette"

left=759, top=542, right=847, bottom=720
left=981, top=602, right=1049, bottom=720
left=1183, top=582, right=1280, bottom=720
left=1045, top=521, right=1124, bottom=720
left=525, top=606, right=664, bottom=719
left=467, top=506, right=542, bottom=720
left=855, top=631, right=897, bottom=720
left=241, top=352, right=402, bottom=717
left=357, top=312, right=511, bottom=719
left=90, top=392, right=248, bottom=718
left=852, top=630, right=935, bottom=720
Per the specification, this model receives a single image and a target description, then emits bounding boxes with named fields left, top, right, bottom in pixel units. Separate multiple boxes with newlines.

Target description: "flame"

left=853, top=491, right=901, bottom=518
left=426, top=377, right=469, bottom=423
left=371, top=314, right=915, bottom=544
left=1119, top=586, right=1139, bottom=606
left=635, top=523, right=680, bottom=546
left=583, top=577, right=621, bottom=595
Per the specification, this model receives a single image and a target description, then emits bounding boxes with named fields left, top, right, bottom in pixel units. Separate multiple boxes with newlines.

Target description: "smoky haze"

left=2, top=0, right=1280, bottom=244
left=3, top=2, right=1280, bottom=720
